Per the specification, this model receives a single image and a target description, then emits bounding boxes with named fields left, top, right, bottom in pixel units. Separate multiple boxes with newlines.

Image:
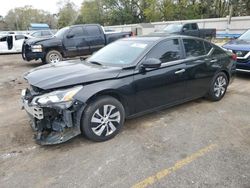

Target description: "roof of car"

left=122, top=32, right=203, bottom=43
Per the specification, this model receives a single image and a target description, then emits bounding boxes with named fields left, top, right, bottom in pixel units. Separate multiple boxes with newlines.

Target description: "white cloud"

left=0, top=0, right=83, bottom=16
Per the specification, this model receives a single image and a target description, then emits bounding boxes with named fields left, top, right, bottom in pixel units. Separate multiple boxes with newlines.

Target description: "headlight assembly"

left=31, top=45, right=43, bottom=52
left=32, top=86, right=83, bottom=107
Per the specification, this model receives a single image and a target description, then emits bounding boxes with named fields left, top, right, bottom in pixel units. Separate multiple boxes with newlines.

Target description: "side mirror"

left=182, top=27, right=187, bottom=32
left=141, top=58, right=161, bottom=69
left=66, top=34, right=74, bottom=38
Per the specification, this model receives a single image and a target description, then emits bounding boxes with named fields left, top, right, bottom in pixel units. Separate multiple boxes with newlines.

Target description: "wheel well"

left=45, top=48, right=63, bottom=57
left=221, top=70, right=230, bottom=82
left=85, top=91, right=129, bottom=117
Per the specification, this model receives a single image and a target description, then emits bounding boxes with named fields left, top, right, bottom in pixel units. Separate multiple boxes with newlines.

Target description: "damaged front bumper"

left=21, top=88, right=85, bottom=145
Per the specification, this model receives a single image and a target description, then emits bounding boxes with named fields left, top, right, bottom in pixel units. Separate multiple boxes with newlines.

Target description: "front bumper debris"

left=21, top=88, right=85, bottom=145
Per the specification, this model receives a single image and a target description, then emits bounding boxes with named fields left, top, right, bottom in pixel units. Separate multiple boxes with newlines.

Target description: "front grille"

left=237, top=58, right=250, bottom=64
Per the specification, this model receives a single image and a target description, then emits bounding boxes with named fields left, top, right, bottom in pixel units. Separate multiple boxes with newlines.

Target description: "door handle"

left=175, top=69, right=186, bottom=74
left=210, top=59, right=218, bottom=63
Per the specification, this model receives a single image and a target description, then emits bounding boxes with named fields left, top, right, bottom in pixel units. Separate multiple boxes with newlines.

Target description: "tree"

left=4, top=6, right=57, bottom=30
left=75, top=0, right=105, bottom=25
left=57, top=0, right=78, bottom=28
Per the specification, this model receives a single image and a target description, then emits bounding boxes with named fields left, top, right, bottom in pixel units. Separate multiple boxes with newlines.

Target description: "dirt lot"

left=0, top=54, right=250, bottom=188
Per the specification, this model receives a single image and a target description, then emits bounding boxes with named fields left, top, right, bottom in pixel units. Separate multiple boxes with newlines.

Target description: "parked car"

left=162, top=23, right=216, bottom=40
left=222, top=29, right=250, bottom=73
left=0, top=33, right=32, bottom=54
left=22, top=24, right=132, bottom=64
left=21, top=34, right=236, bottom=145
left=29, top=30, right=54, bottom=38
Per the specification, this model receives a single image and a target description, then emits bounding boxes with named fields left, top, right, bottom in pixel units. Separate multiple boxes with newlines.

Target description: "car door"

left=85, top=25, right=105, bottom=53
left=133, top=38, right=187, bottom=113
left=63, top=26, right=89, bottom=57
left=182, top=38, right=216, bottom=99
left=14, top=35, right=26, bottom=52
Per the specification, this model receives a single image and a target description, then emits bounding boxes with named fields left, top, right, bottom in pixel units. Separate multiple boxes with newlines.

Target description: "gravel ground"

left=0, top=54, right=250, bottom=188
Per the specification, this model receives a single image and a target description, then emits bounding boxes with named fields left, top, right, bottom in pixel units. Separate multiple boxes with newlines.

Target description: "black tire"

left=81, top=96, right=125, bottom=142
left=45, top=50, right=62, bottom=64
left=207, top=72, right=228, bottom=101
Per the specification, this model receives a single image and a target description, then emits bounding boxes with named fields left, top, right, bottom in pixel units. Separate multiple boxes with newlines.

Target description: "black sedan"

left=21, top=34, right=236, bottom=145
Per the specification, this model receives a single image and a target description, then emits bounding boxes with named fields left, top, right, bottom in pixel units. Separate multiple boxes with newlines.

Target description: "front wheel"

left=81, top=96, right=125, bottom=142
left=207, top=72, right=228, bottom=101
left=45, top=50, right=62, bottom=64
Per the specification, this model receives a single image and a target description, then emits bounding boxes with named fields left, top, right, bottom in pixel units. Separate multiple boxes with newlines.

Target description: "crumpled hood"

left=24, top=60, right=122, bottom=90
left=223, top=39, right=250, bottom=51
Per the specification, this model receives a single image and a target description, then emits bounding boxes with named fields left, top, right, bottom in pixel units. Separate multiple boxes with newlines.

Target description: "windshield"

left=238, top=29, right=250, bottom=40
left=55, top=27, right=69, bottom=38
left=87, top=40, right=151, bottom=66
left=164, top=24, right=182, bottom=33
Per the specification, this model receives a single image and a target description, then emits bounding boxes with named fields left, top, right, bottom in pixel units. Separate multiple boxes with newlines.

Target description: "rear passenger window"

left=85, top=26, right=102, bottom=36
left=183, top=39, right=206, bottom=57
left=147, top=39, right=181, bottom=63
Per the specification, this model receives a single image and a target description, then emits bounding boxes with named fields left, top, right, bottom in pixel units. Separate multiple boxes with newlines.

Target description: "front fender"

left=74, top=77, right=135, bottom=115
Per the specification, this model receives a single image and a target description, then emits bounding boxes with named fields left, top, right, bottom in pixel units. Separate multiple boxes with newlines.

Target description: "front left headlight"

left=31, top=45, right=43, bottom=52
left=32, top=86, right=83, bottom=107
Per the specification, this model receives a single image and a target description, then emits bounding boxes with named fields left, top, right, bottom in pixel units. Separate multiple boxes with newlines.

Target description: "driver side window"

left=146, top=39, right=182, bottom=63
left=68, top=27, right=86, bottom=38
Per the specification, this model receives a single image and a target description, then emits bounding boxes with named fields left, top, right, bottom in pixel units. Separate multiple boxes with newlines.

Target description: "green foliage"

left=3, top=0, right=250, bottom=30
left=57, top=0, right=78, bottom=28
left=75, top=0, right=250, bottom=26
left=4, top=6, right=57, bottom=30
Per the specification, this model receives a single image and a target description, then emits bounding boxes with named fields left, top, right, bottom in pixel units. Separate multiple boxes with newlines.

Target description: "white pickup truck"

left=0, top=33, right=33, bottom=54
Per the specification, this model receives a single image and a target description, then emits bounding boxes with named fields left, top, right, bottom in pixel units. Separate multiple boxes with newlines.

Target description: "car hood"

left=25, top=36, right=60, bottom=45
left=24, top=60, right=122, bottom=90
left=223, top=39, right=250, bottom=51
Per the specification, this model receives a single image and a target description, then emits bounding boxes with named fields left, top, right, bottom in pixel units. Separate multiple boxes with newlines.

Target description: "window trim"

left=135, top=37, right=185, bottom=71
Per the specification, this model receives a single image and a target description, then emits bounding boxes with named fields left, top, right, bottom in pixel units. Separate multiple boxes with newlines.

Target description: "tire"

left=45, top=50, right=62, bottom=64
left=207, top=72, right=228, bottom=101
left=81, top=96, right=125, bottom=142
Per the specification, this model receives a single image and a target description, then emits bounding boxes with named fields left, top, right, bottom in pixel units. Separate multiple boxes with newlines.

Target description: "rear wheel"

left=81, top=96, right=125, bottom=141
left=45, top=50, right=62, bottom=64
left=207, top=72, right=228, bottom=101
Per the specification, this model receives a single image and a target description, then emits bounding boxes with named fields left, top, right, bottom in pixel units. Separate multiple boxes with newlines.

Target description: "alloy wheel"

left=214, top=75, right=227, bottom=98
left=91, top=104, right=121, bottom=137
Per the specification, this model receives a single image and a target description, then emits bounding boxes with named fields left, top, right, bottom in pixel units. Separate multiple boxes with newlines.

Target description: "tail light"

left=231, top=53, right=237, bottom=61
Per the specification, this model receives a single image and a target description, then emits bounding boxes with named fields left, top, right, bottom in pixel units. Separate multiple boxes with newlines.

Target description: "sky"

left=0, top=0, right=83, bottom=17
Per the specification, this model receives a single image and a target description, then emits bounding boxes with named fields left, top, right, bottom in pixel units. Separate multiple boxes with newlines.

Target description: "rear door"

left=134, top=38, right=187, bottom=113
left=182, top=38, right=216, bottom=99
left=85, top=25, right=105, bottom=53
